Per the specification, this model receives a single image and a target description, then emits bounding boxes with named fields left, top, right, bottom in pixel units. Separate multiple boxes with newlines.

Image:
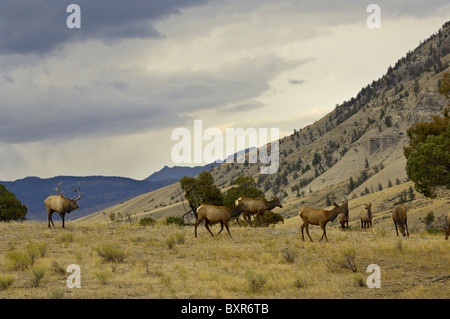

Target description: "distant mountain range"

left=0, top=162, right=218, bottom=221
left=1, top=146, right=257, bottom=221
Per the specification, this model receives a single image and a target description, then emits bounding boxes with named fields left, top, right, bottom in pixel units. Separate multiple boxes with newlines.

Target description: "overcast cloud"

left=0, top=1, right=449, bottom=181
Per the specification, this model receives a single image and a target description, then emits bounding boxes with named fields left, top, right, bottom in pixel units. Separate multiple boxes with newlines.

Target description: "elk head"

left=271, top=196, right=283, bottom=208
left=55, top=181, right=83, bottom=213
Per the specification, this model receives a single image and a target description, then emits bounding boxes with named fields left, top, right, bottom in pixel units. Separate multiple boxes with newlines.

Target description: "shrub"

left=27, top=265, right=46, bottom=287
left=164, top=232, right=185, bottom=249
left=353, top=274, right=365, bottom=287
left=281, top=247, right=296, bottom=263
left=0, top=275, right=15, bottom=290
left=166, top=216, right=185, bottom=226
left=164, top=236, right=177, bottom=249
left=6, top=251, right=32, bottom=271
left=96, top=244, right=127, bottom=263
left=424, top=211, right=435, bottom=226
left=326, top=247, right=357, bottom=272
left=26, top=242, right=47, bottom=263
left=245, top=269, right=267, bottom=293
left=139, top=217, right=156, bottom=227
left=262, top=211, right=284, bottom=227
left=96, top=270, right=112, bottom=285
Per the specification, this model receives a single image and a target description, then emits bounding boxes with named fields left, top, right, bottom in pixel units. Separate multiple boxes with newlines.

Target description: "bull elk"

left=194, top=199, right=250, bottom=238
left=359, top=203, right=373, bottom=230
left=235, top=196, right=283, bottom=227
left=392, top=204, right=409, bottom=237
left=44, top=182, right=83, bottom=228
left=299, top=201, right=349, bottom=242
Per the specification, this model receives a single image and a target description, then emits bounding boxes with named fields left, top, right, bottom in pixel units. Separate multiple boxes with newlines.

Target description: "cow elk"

left=338, top=203, right=349, bottom=230
left=44, top=182, right=83, bottom=228
left=194, top=199, right=250, bottom=238
left=392, top=204, right=409, bottom=237
left=235, top=196, right=283, bottom=227
left=359, top=203, right=373, bottom=230
left=299, top=201, right=349, bottom=242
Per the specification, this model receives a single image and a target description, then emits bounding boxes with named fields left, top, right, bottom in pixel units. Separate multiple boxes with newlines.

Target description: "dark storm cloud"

left=0, top=0, right=209, bottom=54
left=0, top=54, right=306, bottom=144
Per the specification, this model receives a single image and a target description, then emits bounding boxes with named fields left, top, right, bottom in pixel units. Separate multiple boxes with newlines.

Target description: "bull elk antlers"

left=55, top=181, right=83, bottom=201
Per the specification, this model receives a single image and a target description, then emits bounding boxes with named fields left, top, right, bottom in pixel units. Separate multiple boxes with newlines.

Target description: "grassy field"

left=0, top=217, right=448, bottom=299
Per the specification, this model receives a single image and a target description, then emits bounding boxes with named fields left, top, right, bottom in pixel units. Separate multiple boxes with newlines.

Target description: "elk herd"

left=44, top=182, right=450, bottom=241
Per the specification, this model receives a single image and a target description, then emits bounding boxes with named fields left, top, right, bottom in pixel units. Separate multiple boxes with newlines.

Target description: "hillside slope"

left=74, top=21, right=450, bottom=226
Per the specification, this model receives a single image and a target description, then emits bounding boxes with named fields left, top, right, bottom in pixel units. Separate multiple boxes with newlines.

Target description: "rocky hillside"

left=74, top=21, right=450, bottom=225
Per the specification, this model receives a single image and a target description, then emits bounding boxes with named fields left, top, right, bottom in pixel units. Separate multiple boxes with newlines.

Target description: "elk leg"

left=305, top=223, right=313, bottom=242
left=204, top=221, right=215, bottom=237
left=48, top=211, right=54, bottom=228
left=246, top=214, right=253, bottom=227
left=394, top=221, right=399, bottom=236
left=319, top=224, right=327, bottom=242
left=404, top=219, right=409, bottom=237
left=194, top=217, right=203, bottom=237
left=301, top=223, right=306, bottom=241
left=59, top=213, right=65, bottom=228
left=224, top=223, right=232, bottom=237
left=217, top=222, right=224, bottom=235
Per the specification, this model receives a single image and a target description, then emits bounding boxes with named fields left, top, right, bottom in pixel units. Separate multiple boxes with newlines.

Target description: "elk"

left=235, top=196, right=283, bottom=227
left=392, top=204, right=409, bottom=237
left=44, top=182, right=83, bottom=228
left=359, top=203, right=373, bottom=230
left=194, top=199, right=250, bottom=238
left=444, top=212, right=450, bottom=240
left=299, top=201, right=349, bottom=242
left=338, top=203, right=349, bottom=230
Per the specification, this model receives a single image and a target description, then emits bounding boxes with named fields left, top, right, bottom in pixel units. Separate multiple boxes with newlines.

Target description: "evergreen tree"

left=180, top=171, right=223, bottom=218
left=405, top=73, right=450, bottom=198
left=223, top=176, right=265, bottom=208
left=0, top=184, right=27, bottom=222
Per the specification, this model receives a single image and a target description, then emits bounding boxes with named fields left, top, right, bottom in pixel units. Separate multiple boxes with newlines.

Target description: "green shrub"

left=0, top=275, right=15, bottom=290
left=26, top=242, right=47, bottom=263
left=6, top=251, right=32, bottom=271
left=166, top=216, right=185, bottom=226
left=96, top=244, right=127, bottom=263
left=262, top=211, right=284, bottom=226
left=139, top=217, right=156, bottom=227
left=27, top=265, right=46, bottom=287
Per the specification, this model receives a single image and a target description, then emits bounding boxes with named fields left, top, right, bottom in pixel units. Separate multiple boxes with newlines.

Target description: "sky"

left=0, top=0, right=449, bottom=181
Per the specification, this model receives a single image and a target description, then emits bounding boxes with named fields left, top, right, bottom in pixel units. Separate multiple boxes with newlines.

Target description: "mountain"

left=143, top=147, right=256, bottom=182
left=0, top=176, right=175, bottom=221
left=144, top=163, right=220, bottom=182
left=76, top=21, right=450, bottom=225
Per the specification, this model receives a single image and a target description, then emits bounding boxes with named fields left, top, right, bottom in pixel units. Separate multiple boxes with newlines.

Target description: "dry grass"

left=0, top=220, right=448, bottom=299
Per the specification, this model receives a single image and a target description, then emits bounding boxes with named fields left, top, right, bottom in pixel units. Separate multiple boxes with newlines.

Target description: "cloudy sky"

left=0, top=1, right=449, bottom=181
